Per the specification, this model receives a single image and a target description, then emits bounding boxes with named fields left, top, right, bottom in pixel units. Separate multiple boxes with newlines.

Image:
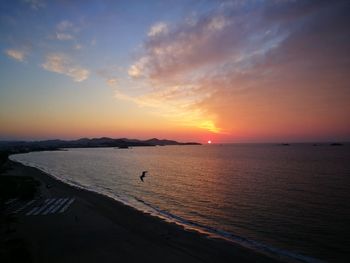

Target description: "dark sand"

left=2, top=160, right=282, bottom=263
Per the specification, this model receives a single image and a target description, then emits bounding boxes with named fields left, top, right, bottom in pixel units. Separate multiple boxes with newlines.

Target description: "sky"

left=0, top=0, right=349, bottom=143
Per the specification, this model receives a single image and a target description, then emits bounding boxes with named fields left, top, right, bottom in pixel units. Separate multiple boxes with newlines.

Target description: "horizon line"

left=0, top=136, right=348, bottom=145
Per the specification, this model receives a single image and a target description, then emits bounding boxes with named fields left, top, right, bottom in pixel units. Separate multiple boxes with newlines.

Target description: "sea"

left=10, top=144, right=350, bottom=262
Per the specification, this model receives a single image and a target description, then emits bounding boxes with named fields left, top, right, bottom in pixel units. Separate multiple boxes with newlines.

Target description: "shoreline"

left=11, top=156, right=317, bottom=263
left=2, top=158, right=281, bottom=263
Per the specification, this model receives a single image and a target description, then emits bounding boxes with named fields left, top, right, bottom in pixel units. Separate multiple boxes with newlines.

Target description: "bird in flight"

left=140, top=171, right=148, bottom=182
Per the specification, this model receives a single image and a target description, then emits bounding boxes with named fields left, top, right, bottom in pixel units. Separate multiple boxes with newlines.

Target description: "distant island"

left=0, top=137, right=201, bottom=153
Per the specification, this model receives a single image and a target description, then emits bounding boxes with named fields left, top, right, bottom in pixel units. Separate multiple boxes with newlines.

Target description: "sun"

left=207, top=140, right=212, bottom=144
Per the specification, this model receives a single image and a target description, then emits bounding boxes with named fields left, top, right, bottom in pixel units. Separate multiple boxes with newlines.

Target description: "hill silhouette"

left=0, top=137, right=201, bottom=153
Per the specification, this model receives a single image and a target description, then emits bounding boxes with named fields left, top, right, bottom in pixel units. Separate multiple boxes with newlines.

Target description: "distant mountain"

left=0, top=137, right=201, bottom=153
left=144, top=138, right=200, bottom=146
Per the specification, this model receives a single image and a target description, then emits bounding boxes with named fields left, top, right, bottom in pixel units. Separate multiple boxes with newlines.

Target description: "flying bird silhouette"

left=140, top=171, right=148, bottom=182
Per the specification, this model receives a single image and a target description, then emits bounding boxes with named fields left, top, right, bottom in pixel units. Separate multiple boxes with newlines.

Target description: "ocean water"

left=11, top=144, right=350, bottom=262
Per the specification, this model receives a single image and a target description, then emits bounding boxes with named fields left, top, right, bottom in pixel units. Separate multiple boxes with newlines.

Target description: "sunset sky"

left=1, top=0, right=349, bottom=143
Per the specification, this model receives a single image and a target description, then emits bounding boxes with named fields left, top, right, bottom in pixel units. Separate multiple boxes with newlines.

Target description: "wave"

left=10, top=154, right=323, bottom=263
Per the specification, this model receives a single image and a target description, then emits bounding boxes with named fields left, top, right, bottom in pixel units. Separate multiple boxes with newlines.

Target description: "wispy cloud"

left=56, top=20, right=74, bottom=31
left=24, top=0, right=45, bottom=10
left=55, top=32, right=74, bottom=41
left=125, top=1, right=350, bottom=136
left=54, top=20, right=78, bottom=41
left=107, top=78, right=118, bottom=88
left=4, top=49, right=27, bottom=62
left=148, top=22, right=168, bottom=37
left=42, top=53, right=89, bottom=82
left=126, top=5, right=268, bottom=132
left=128, top=5, right=283, bottom=83
left=113, top=87, right=221, bottom=133
left=128, top=57, right=148, bottom=78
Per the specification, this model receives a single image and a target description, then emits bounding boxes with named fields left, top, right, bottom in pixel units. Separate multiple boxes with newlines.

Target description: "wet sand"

left=2, top=160, right=281, bottom=263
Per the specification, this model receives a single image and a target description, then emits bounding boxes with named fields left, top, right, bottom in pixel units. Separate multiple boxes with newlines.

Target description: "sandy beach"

left=1, top=159, right=280, bottom=263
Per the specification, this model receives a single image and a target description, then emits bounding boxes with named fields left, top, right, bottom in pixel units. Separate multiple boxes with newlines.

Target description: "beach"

left=1, top=159, right=279, bottom=263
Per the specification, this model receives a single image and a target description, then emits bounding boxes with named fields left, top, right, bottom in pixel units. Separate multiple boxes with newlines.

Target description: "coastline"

left=2, top=159, right=281, bottom=263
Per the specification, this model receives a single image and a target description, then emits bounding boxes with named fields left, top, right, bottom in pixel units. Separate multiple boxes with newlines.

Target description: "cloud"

left=54, top=20, right=78, bottom=41
left=42, top=53, right=89, bottom=82
left=96, top=66, right=123, bottom=89
left=56, top=32, right=74, bottom=41
left=125, top=1, right=350, bottom=137
left=206, top=15, right=228, bottom=31
left=107, top=78, right=118, bottom=88
left=128, top=57, right=148, bottom=78
left=129, top=1, right=342, bottom=84
left=128, top=4, right=279, bottom=83
left=4, top=49, right=27, bottom=62
left=192, top=1, right=350, bottom=137
left=113, top=87, right=221, bottom=133
left=24, top=0, right=45, bottom=10
left=56, top=20, right=74, bottom=31
left=148, top=22, right=168, bottom=37
left=125, top=2, right=277, bottom=132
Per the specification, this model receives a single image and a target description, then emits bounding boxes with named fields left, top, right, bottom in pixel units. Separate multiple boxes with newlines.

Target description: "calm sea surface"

left=11, top=144, right=350, bottom=262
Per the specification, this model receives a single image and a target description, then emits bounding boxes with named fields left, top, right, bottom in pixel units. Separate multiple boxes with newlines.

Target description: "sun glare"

left=208, top=140, right=212, bottom=144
